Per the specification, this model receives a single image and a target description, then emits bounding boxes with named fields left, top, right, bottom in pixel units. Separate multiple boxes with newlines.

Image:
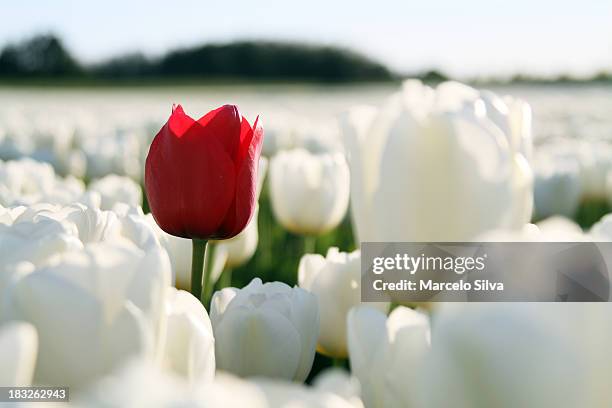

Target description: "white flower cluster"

left=0, top=200, right=357, bottom=405
left=0, top=107, right=159, bottom=181
left=534, top=140, right=612, bottom=219
left=0, top=158, right=142, bottom=210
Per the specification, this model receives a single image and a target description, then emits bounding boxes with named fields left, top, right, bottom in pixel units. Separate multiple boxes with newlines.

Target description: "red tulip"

left=145, top=104, right=264, bottom=240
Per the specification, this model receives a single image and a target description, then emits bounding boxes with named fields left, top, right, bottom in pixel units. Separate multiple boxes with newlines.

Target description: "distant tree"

left=0, top=35, right=394, bottom=82
left=0, top=34, right=81, bottom=77
left=592, top=71, right=611, bottom=82
left=157, top=41, right=393, bottom=82
left=420, top=70, right=449, bottom=83
left=92, top=53, right=154, bottom=78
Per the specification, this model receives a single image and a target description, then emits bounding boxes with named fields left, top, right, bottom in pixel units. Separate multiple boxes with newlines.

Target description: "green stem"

left=201, top=242, right=216, bottom=307
left=332, top=357, right=345, bottom=368
left=191, top=239, right=207, bottom=300
left=304, top=235, right=316, bottom=254
left=219, top=267, right=233, bottom=289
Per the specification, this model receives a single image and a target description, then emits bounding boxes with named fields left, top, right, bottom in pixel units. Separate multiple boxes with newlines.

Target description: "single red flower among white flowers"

left=145, top=104, right=264, bottom=240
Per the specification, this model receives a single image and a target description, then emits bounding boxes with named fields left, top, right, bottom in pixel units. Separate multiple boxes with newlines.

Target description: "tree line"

left=0, top=34, right=395, bottom=82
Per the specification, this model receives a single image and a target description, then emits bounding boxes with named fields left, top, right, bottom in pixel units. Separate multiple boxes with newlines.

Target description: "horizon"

left=1, top=0, right=611, bottom=80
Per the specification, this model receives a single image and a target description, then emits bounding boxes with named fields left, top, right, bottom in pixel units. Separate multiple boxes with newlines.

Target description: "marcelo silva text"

left=373, top=279, right=504, bottom=291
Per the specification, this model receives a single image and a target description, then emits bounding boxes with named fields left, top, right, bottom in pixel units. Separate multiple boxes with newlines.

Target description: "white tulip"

left=539, top=303, right=612, bottom=407
left=342, top=80, right=533, bottom=242
left=535, top=216, right=585, bottom=240
left=0, top=209, right=82, bottom=310
left=503, top=96, right=533, bottom=161
left=0, top=205, right=84, bottom=320
left=0, top=207, right=81, bottom=269
left=590, top=213, right=612, bottom=240
left=298, top=248, right=389, bottom=357
left=1, top=240, right=171, bottom=390
left=145, top=213, right=192, bottom=290
left=478, top=91, right=532, bottom=162
left=0, top=203, right=161, bottom=275
left=216, top=205, right=260, bottom=269
left=210, top=278, right=319, bottom=381
left=293, top=121, right=344, bottom=154
left=0, top=321, right=38, bottom=386
left=313, top=368, right=364, bottom=408
left=162, top=287, right=215, bottom=383
left=533, top=154, right=582, bottom=219
left=89, top=174, right=143, bottom=210
left=577, top=142, right=612, bottom=200
left=77, top=360, right=195, bottom=407
left=111, top=203, right=163, bottom=253
left=0, top=158, right=86, bottom=207
left=16, top=202, right=121, bottom=244
left=416, top=304, right=585, bottom=408
left=347, top=306, right=430, bottom=408
left=269, top=149, right=349, bottom=235
left=261, top=115, right=297, bottom=158
left=534, top=140, right=607, bottom=203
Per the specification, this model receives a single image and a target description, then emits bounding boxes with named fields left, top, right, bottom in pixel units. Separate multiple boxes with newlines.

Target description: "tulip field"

left=2, top=81, right=612, bottom=407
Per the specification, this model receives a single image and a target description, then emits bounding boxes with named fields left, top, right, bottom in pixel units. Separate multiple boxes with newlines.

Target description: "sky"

left=1, top=0, right=611, bottom=78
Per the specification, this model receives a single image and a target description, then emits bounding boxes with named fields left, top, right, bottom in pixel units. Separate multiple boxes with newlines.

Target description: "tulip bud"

left=342, top=80, right=534, bottom=242
left=533, top=154, right=581, bottom=219
left=162, top=287, right=215, bottom=383
left=145, top=105, right=263, bottom=240
left=269, top=149, right=349, bottom=235
left=347, top=306, right=430, bottom=408
left=577, top=142, right=612, bottom=201
left=298, top=248, right=389, bottom=358
left=210, top=278, right=319, bottom=382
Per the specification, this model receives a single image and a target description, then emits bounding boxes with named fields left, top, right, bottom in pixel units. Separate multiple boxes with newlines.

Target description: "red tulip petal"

left=216, top=116, right=264, bottom=238
left=237, top=115, right=263, bottom=167
left=145, top=121, right=236, bottom=239
left=198, top=104, right=241, bottom=160
left=168, top=104, right=196, bottom=137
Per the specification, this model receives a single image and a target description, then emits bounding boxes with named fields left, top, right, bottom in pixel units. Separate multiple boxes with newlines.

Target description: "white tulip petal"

left=163, top=288, right=215, bottom=383
left=0, top=321, right=38, bottom=386
left=215, top=307, right=301, bottom=379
